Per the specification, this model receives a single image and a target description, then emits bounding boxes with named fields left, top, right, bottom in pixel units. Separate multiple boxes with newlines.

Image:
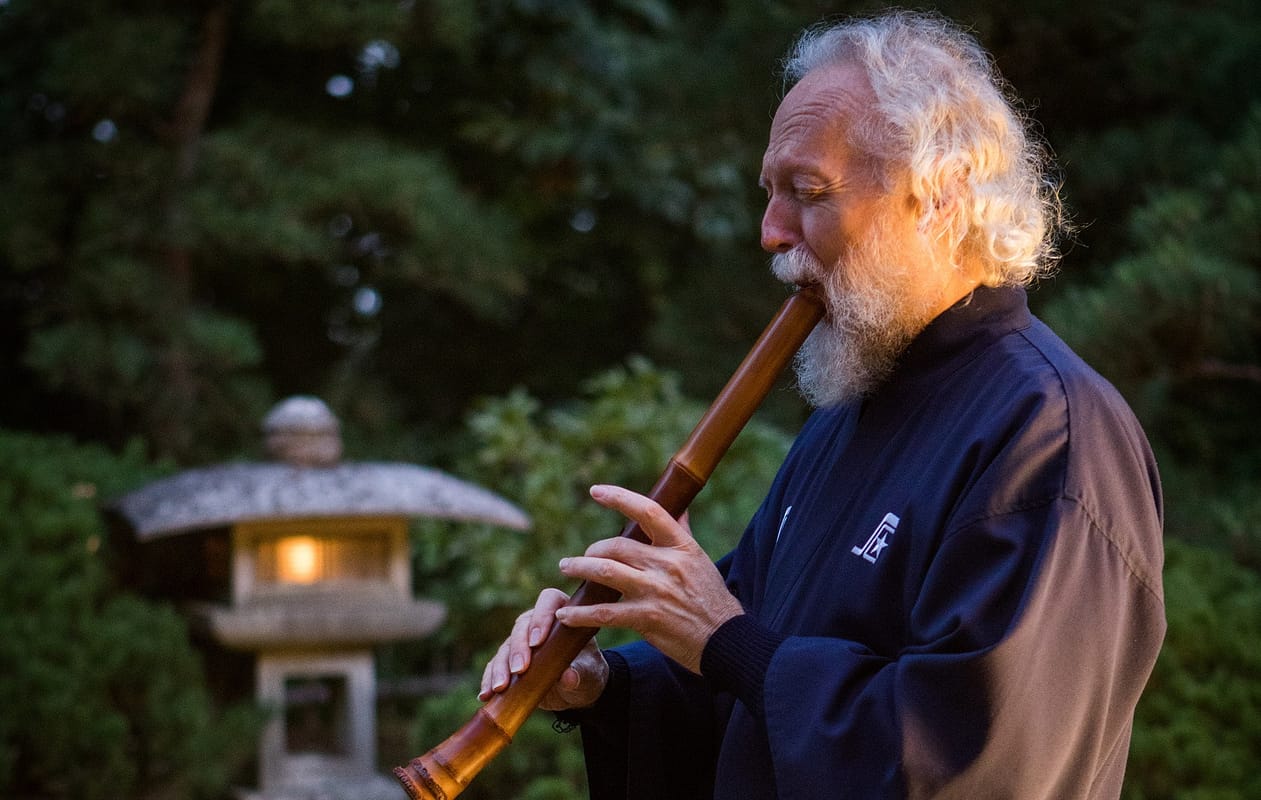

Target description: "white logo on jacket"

left=775, top=505, right=793, bottom=545
left=852, top=512, right=900, bottom=563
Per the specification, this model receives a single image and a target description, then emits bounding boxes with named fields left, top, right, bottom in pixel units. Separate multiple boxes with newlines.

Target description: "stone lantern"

left=109, top=397, right=530, bottom=800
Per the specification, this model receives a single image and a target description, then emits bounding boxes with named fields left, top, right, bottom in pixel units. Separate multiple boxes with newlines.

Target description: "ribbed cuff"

left=700, top=614, right=786, bottom=717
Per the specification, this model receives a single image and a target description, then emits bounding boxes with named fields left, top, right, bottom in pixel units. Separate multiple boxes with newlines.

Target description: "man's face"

left=758, top=64, right=973, bottom=406
left=759, top=63, right=906, bottom=274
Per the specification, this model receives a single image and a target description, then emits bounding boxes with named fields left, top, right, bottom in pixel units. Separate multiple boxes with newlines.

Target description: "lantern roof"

left=110, top=396, right=530, bottom=539
left=112, top=461, right=530, bottom=539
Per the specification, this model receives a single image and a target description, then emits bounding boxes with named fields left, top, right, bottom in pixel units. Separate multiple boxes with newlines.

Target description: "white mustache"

left=771, top=247, right=824, bottom=285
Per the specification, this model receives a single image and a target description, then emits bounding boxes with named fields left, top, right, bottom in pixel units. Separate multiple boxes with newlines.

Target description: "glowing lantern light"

left=277, top=536, right=320, bottom=584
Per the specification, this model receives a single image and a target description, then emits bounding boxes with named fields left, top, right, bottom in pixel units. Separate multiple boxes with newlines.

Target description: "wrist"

left=700, top=595, right=745, bottom=643
left=700, top=614, right=786, bottom=716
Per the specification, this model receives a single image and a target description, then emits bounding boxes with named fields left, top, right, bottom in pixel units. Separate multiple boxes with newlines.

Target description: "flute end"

left=394, top=759, right=452, bottom=800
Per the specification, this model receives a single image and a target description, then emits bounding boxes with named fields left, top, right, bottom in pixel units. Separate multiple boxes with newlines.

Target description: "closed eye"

left=795, top=178, right=845, bottom=201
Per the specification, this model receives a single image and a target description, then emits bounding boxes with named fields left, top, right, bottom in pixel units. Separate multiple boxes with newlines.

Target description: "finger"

left=505, top=608, right=538, bottom=677
left=559, top=553, right=645, bottom=596
left=555, top=600, right=623, bottom=631
left=541, top=638, right=609, bottom=711
left=479, top=651, right=500, bottom=700
left=551, top=666, right=588, bottom=707
left=482, top=588, right=565, bottom=701
left=589, top=484, right=691, bottom=548
left=581, top=534, right=655, bottom=564
left=507, top=587, right=572, bottom=678
left=539, top=667, right=585, bottom=711
left=527, top=587, right=570, bottom=648
left=479, top=640, right=512, bottom=700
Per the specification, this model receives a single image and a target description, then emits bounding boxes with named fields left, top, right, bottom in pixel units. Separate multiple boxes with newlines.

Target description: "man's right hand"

left=477, top=587, right=610, bottom=711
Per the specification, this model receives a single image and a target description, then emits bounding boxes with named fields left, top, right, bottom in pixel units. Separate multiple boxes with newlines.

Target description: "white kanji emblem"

left=852, top=512, right=900, bottom=563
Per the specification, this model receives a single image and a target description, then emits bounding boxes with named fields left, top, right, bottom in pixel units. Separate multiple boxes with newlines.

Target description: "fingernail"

left=589, top=484, right=608, bottom=500
left=510, top=654, right=524, bottom=673
left=528, top=626, right=542, bottom=647
left=559, top=557, right=570, bottom=572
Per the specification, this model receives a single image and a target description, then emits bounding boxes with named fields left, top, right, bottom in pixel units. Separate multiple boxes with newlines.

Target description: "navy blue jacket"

left=569, top=286, right=1165, bottom=799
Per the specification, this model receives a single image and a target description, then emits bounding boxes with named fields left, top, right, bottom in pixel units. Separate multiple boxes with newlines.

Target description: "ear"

left=918, top=163, right=969, bottom=257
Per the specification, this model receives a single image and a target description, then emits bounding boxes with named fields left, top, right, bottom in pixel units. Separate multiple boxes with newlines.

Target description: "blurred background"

left=1, top=1, right=1258, bottom=798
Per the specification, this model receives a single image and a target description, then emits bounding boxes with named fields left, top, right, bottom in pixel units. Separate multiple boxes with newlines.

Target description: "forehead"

left=763, top=63, right=874, bottom=176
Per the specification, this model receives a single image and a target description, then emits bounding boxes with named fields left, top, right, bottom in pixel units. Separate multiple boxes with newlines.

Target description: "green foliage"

left=0, top=0, right=827, bottom=459
left=190, top=116, right=527, bottom=315
left=23, top=253, right=269, bottom=408
left=246, top=0, right=409, bottom=48
left=0, top=430, right=262, bottom=800
left=1124, top=539, right=1261, bottom=799
left=41, top=12, right=188, bottom=117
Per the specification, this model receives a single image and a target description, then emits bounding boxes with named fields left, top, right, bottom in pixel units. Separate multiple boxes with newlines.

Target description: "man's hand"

left=553, top=484, right=745, bottom=674
left=478, top=587, right=610, bottom=711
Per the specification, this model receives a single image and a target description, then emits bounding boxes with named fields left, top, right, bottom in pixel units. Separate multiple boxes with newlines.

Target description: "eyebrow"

left=759, top=159, right=832, bottom=185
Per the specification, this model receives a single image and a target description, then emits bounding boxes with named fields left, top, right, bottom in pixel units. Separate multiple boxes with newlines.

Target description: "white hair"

left=782, top=10, right=1066, bottom=286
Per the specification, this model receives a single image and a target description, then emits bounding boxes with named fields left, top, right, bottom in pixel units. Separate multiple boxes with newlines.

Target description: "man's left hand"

left=553, top=483, right=745, bottom=674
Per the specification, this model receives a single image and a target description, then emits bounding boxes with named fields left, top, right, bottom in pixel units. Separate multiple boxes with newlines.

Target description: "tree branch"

left=171, top=1, right=230, bottom=181
left=1189, top=359, right=1261, bottom=384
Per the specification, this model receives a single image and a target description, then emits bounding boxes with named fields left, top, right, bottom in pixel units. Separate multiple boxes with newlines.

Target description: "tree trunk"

left=156, top=1, right=231, bottom=459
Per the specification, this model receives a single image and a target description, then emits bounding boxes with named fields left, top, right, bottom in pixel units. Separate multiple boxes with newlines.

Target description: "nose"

left=760, top=195, right=799, bottom=254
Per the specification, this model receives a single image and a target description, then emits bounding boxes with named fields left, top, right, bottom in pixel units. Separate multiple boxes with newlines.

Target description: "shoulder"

left=993, top=316, right=1164, bottom=584
left=960, top=311, right=1148, bottom=451
left=938, top=311, right=1161, bottom=523
left=1013, top=317, right=1157, bottom=484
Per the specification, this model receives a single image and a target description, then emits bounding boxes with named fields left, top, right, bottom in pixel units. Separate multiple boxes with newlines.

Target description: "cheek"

left=800, top=209, right=843, bottom=259
left=802, top=206, right=868, bottom=265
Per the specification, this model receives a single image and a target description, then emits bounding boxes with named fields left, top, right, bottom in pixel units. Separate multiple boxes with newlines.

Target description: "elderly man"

left=481, top=10, right=1165, bottom=799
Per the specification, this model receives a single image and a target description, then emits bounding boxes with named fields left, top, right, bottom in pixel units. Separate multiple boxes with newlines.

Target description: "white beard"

left=772, top=238, right=939, bottom=408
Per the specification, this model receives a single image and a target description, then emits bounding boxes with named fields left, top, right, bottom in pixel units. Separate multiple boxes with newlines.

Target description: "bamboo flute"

left=394, top=285, right=825, bottom=800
